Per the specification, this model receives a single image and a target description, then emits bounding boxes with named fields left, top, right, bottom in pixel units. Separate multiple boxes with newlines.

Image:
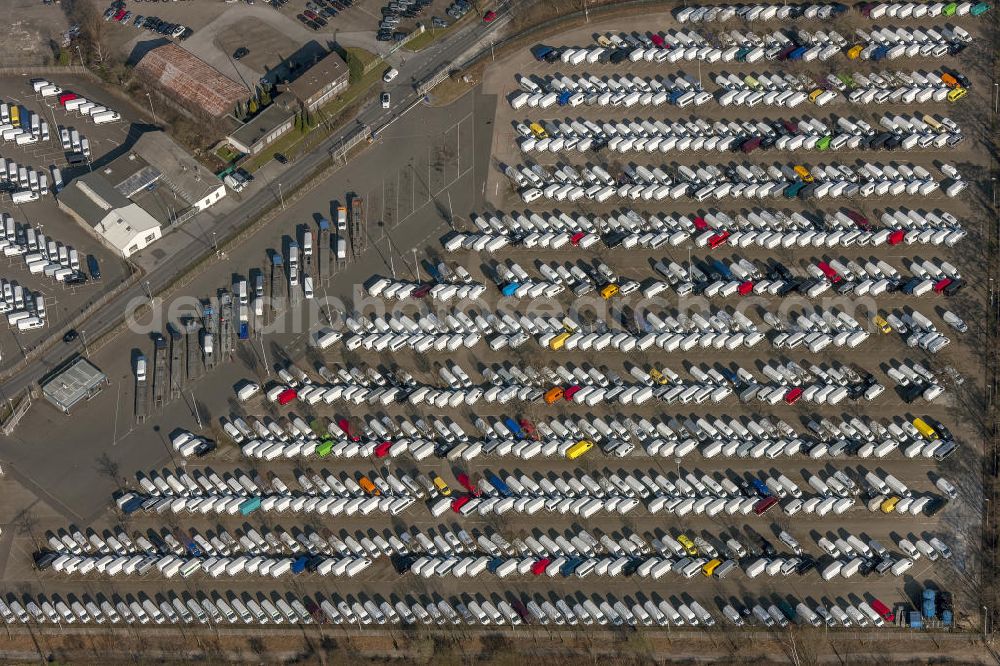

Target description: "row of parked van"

left=858, top=1, right=990, bottom=20
left=512, top=66, right=967, bottom=113
left=518, top=158, right=949, bottom=205
left=366, top=275, right=488, bottom=302
left=44, top=551, right=373, bottom=580
left=515, top=112, right=963, bottom=157
left=50, top=81, right=122, bottom=126
left=458, top=208, right=965, bottom=258
left=583, top=24, right=967, bottom=67
left=0, top=589, right=727, bottom=628
left=675, top=3, right=844, bottom=23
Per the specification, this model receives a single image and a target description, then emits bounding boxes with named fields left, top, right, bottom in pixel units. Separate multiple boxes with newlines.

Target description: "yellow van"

left=743, top=75, right=761, bottom=90
left=566, top=439, right=594, bottom=460
left=873, top=315, right=892, bottom=334
left=913, top=417, right=939, bottom=440
left=702, top=558, right=723, bottom=577
left=529, top=122, right=549, bottom=139
left=649, top=368, right=668, bottom=385
left=677, top=534, right=698, bottom=556
left=880, top=496, right=900, bottom=513
left=793, top=165, right=814, bottom=182
left=549, top=332, right=571, bottom=350
left=947, top=87, right=967, bottom=102
left=600, top=283, right=619, bottom=300
left=847, top=45, right=863, bottom=59
left=808, top=88, right=825, bottom=102
left=922, top=114, right=943, bottom=132
left=430, top=473, right=452, bottom=496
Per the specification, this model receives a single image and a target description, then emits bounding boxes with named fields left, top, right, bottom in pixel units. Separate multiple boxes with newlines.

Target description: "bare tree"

left=95, top=452, right=123, bottom=491
left=14, top=508, right=39, bottom=550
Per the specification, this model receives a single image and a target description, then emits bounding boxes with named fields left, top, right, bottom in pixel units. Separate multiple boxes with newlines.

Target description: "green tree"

left=346, top=52, right=364, bottom=84
left=57, top=49, right=71, bottom=66
left=259, top=87, right=271, bottom=106
left=247, top=98, right=259, bottom=115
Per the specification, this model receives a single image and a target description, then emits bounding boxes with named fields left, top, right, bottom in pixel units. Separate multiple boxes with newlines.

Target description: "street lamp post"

left=80, top=329, right=89, bottom=356
left=145, top=92, right=157, bottom=125
left=278, top=183, right=285, bottom=209
left=74, top=45, right=83, bottom=66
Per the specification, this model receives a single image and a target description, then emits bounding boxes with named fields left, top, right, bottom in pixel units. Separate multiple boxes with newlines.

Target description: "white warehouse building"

left=57, top=173, right=162, bottom=258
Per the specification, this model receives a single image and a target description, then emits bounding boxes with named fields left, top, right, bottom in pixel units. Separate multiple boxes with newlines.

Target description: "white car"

left=381, top=93, right=390, bottom=109
left=383, top=67, right=399, bottom=83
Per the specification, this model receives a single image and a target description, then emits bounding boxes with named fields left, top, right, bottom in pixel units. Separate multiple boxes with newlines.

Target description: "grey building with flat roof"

left=41, top=356, right=109, bottom=414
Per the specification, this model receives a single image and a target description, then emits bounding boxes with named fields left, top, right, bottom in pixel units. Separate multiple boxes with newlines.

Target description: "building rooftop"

left=56, top=173, right=132, bottom=228
left=283, top=50, right=348, bottom=103
left=41, top=356, right=109, bottom=413
left=135, top=43, right=248, bottom=117
left=130, top=131, right=222, bottom=206
left=228, top=95, right=296, bottom=149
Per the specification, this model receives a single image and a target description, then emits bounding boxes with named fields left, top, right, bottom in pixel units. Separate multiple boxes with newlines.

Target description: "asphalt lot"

left=0, top=2, right=991, bottom=637
left=0, top=86, right=492, bottom=522
left=0, top=75, right=139, bottom=364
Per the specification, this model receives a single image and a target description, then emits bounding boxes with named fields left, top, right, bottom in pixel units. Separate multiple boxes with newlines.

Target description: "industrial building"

left=134, top=43, right=249, bottom=118
left=41, top=356, right=109, bottom=414
left=57, top=173, right=163, bottom=258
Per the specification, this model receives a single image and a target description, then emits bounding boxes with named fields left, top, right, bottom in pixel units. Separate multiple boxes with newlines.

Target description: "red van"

left=530, top=559, right=551, bottom=575
left=708, top=231, right=730, bottom=249
left=337, top=418, right=360, bottom=442
left=784, top=387, right=803, bottom=404
left=737, top=281, right=754, bottom=295
left=753, top=497, right=778, bottom=515
left=816, top=261, right=841, bottom=283
left=870, top=598, right=895, bottom=622
left=888, top=230, right=905, bottom=245
left=276, top=388, right=297, bottom=405
left=450, top=496, right=471, bottom=513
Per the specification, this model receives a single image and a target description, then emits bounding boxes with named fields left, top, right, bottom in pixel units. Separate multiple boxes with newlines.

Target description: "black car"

left=63, top=329, right=79, bottom=343
left=233, top=47, right=249, bottom=60
left=273, top=153, right=288, bottom=164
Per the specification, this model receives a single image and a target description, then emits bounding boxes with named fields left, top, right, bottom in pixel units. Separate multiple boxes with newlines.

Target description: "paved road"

left=0, top=7, right=512, bottom=397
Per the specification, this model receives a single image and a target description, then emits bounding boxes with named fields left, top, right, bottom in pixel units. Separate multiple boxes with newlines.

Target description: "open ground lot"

left=0, top=1, right=995, bottom=654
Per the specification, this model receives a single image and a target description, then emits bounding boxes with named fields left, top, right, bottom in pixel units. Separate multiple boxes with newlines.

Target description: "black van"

left=87, top=254, right=101, bottom=280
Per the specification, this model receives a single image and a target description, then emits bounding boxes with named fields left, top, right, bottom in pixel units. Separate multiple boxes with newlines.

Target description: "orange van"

left=358, top=476, right=380, bottom=495
left=544, top=387, right=565, bottom=404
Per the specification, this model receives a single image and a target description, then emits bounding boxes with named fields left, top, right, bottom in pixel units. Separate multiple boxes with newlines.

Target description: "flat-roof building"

left=41, top=356, right=109, bottom=414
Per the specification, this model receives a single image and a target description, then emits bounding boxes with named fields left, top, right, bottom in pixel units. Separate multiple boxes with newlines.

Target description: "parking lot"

left=0, top=75, right=139, bottom=364
left=0, top=0, right=994, bottom=641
